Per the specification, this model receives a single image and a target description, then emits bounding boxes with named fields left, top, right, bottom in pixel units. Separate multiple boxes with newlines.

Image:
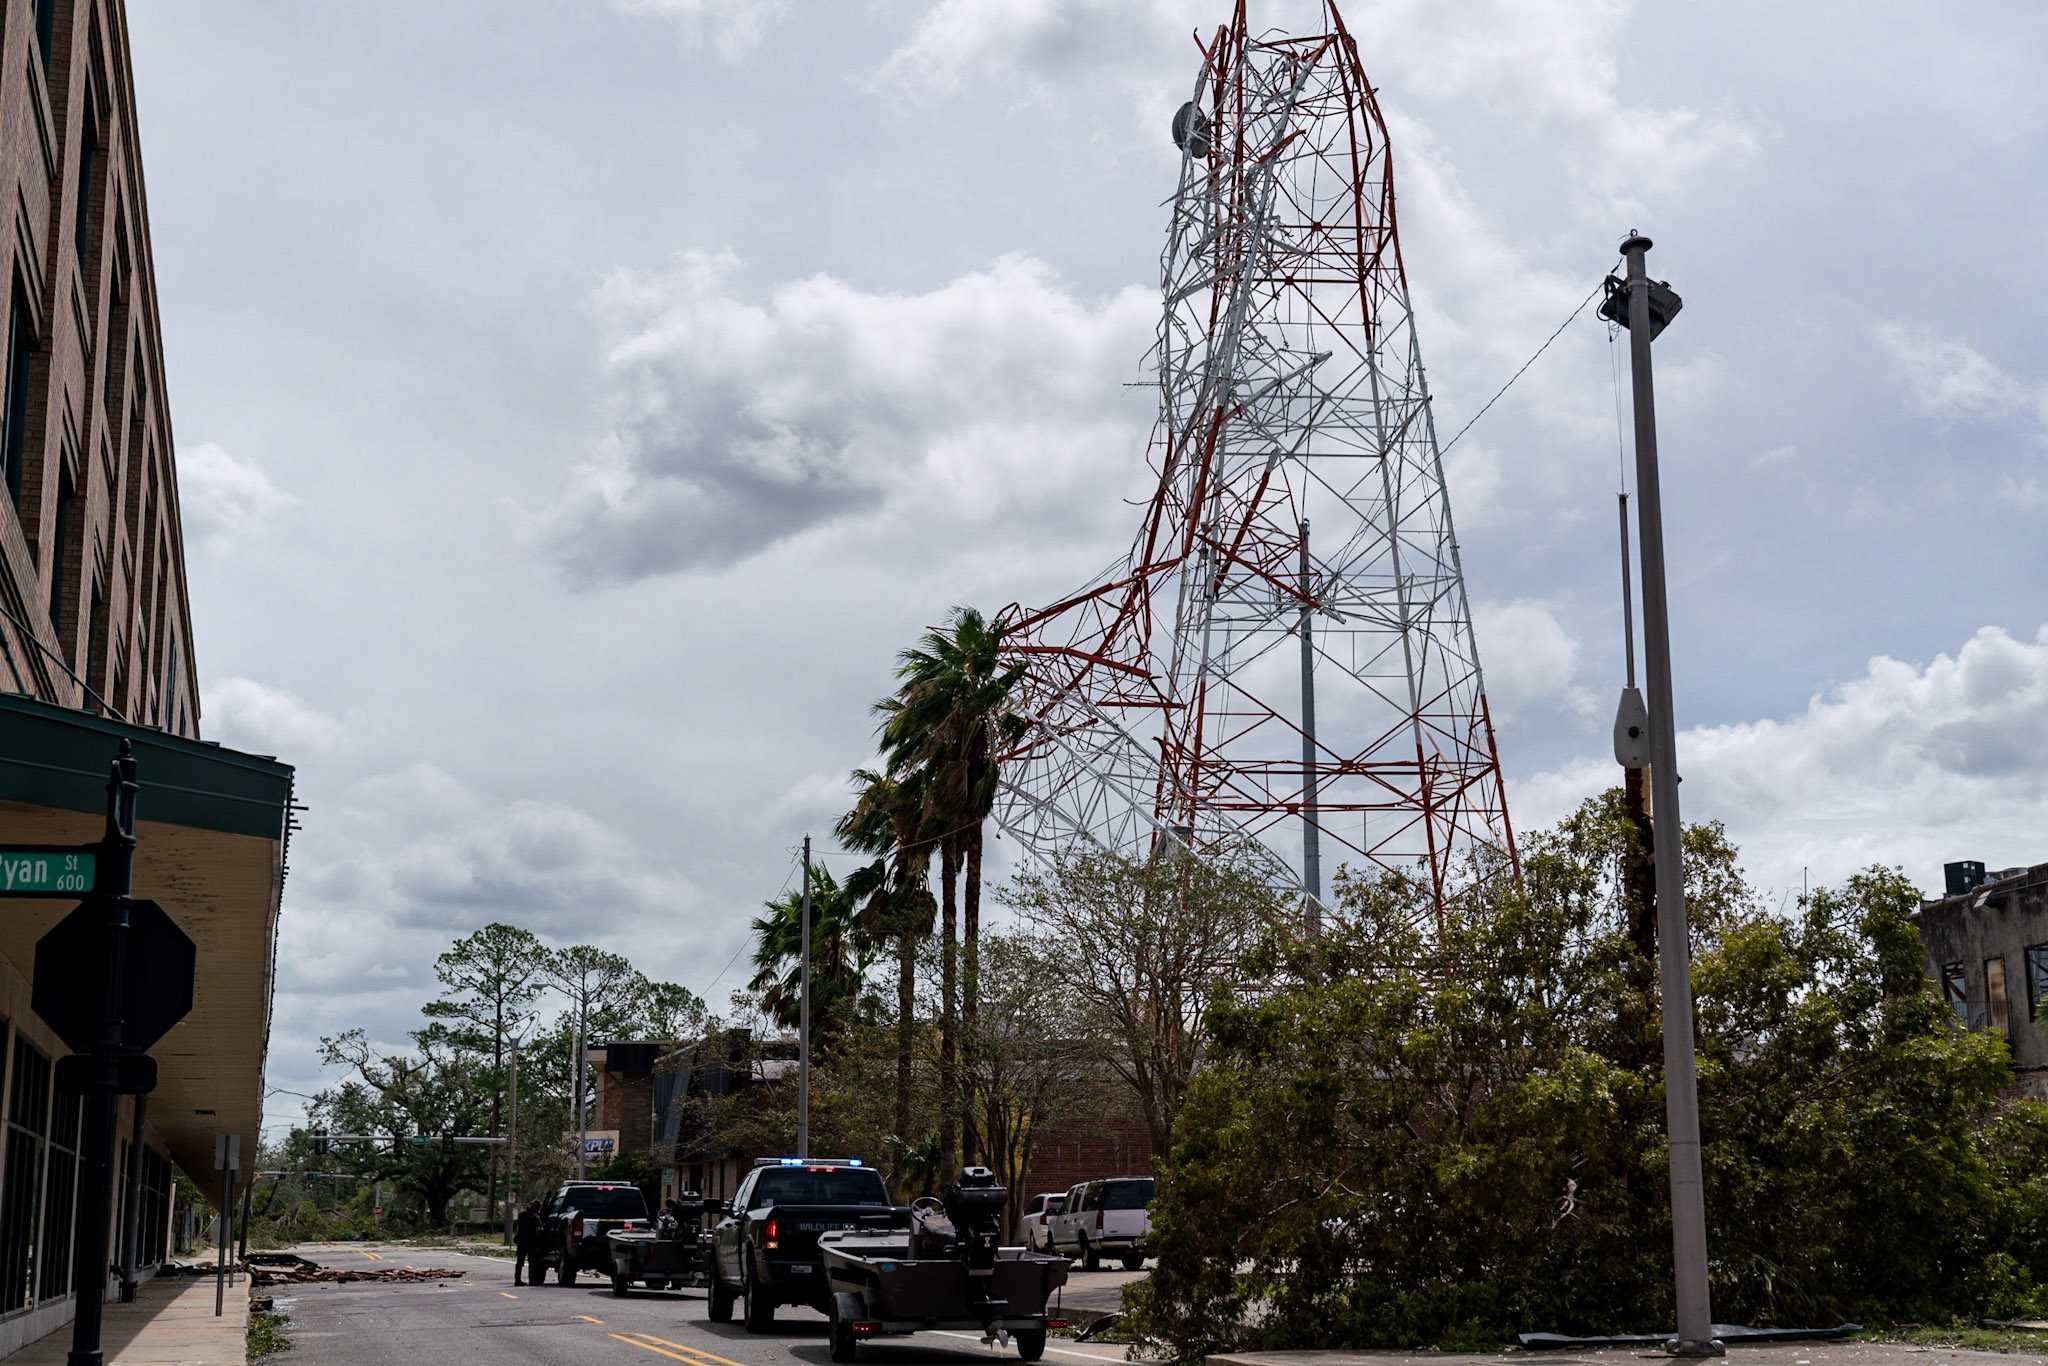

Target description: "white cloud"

left=177, top=443, right=296, bottom=555
left=1513, top=625, right=2048, bottom=895
left=1475, top=598, right=1589, bottom=719
left=201, top=676, right=342, bottom=756
left=610, top=0, right=780, bottom=59
left=540, top=250, right=1156, bottom=585
left=1872, top=321, right=2039, bottom=421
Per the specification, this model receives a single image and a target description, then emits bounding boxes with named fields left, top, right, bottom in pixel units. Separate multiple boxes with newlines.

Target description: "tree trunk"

left=961, top=822, right=983, bottom=1168
left=894, top=923, right=915, bottom=1194
left=938, top=837, right=959, bottom=1184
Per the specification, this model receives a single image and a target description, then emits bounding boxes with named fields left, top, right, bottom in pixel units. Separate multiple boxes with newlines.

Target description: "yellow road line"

left=577, top=1314, right=605, bottom=1324
left=622, top=1332, right=750, bottom=1366
left=498, top=1291, right=519, bottom=1300
left=609, top=1333, right=697, bottom=1363
left=361, top=1250, right=381, bottom=1262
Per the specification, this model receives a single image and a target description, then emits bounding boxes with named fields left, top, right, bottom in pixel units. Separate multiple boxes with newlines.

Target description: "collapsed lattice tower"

left=994, top=0, right=1516, bottom=927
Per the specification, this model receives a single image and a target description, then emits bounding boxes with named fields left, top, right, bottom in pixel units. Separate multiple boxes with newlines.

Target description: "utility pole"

left=118, top=1097, right=146, bottom=1302
left=571, top=988, right=588, bottom=1180
left=1614, top=493, right=1656, bottom=963
left=798, top=835, right=812, bottom=1158
left=503, top=1040, right=520, bottom=1245
left=1609, top=232, right=1719, bottom=1357
left=1298, top=520, right=1321, bottom=928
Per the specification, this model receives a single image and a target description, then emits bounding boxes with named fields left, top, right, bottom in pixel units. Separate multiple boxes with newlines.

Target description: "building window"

left=2, top=279, right=36, bottom=505
left=2029, top=945, right=2048, bottom=1021
left=37, top=1092, right=80, bottom=1302
left=31, top=0, right=54, bottom=71
left=1942, top=961, right=1968, bottom=1023
left=74, top=110, right=98, bottom=275
left=47, top=467, right=73, bottom=626
left=1987, top=956, right=2011, bottom=1033
left=0, top=1032, right=53, bottom=1314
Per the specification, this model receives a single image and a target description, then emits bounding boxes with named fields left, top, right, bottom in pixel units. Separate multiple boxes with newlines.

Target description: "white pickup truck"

left=1049, top=1176, right=1153, bottom=1271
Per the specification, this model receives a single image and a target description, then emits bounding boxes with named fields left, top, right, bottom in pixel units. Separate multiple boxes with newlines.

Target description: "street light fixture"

left=1609, top=232, right=1721, bottom=1359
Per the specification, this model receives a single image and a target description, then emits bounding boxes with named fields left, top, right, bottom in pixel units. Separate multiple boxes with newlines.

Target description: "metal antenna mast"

left=994, top=0, right=1517, bottom=927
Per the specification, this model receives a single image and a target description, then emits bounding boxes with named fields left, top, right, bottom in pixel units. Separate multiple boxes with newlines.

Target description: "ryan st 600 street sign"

left=0, top=847, right=97, bottom=897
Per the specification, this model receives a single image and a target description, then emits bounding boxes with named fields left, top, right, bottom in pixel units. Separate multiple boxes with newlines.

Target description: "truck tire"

left=558, top=1250, right=578, bottom=1286
left=611, top=1272, right=629, bottom=1297
left=1015, top=1329, right=1047, bottom=1361
left=1121, top=1251, right=1144, bottom=1271
left=742, top=1259, right=774, bottom=1332
left=708, top=1269, right=736, bottom=1322
left=1080, top=1235, right=1100, bottom=1272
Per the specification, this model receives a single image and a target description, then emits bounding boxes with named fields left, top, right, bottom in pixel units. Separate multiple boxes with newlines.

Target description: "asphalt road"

left=272, top=1243, right=1143, bottom=1366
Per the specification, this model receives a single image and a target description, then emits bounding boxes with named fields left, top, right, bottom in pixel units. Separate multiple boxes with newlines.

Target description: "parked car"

left=1050, top=1177, right=1153, bottom=1271
left=533, top=1181, right=651, bottom=1285
left=706, top=1158, right=898, bottom=1331
left=1016, top=1192, right=1065, bottom=1251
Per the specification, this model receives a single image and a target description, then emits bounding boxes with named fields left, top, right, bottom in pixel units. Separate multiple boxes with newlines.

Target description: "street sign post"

left=31, top=742, right=201, bottom=1366
left=0, top=847, right=96, bottom=896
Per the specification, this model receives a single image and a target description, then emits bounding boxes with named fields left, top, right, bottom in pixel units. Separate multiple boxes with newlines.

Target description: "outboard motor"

left=939, top=1167, right=1008, bottom=1274
left=658, top=1192, right=704, bottom=1242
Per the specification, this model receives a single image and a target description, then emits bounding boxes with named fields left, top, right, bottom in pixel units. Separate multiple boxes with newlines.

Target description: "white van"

left=1049, top=1176, right=1153, bottom=1270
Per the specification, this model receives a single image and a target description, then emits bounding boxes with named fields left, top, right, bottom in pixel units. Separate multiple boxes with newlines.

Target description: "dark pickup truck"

left=534, top=1181, right=652, bottom=1285
left=706, top=1159, right=899, bottom=1330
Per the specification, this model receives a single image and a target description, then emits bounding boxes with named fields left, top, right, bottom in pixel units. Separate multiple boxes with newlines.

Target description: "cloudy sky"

left=126, top=0, right=2048, bottom=1135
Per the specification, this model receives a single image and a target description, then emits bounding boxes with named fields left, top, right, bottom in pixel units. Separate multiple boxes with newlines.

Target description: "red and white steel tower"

left=995, top=0, right=1517, bottom=927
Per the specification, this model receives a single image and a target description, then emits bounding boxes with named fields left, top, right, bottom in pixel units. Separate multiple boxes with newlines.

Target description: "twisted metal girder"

left=995, top=0, right=1517, bottom=930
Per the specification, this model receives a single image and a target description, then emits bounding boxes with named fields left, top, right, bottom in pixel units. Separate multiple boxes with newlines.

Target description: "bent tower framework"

left=994, top=0, right=1517, bottom=927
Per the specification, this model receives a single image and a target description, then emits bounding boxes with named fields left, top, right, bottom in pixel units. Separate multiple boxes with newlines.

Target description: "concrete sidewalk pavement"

left=5, top=1275, right=247, bottom=1364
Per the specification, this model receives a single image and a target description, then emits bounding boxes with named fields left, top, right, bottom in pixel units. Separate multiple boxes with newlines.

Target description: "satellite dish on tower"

left=1171, top=101, right=1211, bottom=158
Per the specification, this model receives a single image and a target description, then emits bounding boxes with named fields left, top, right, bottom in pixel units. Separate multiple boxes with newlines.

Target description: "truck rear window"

left=753, top=1168, right=891, bottom=1207
left=567, top=1187, right=648, bottom=1218
left=1101, top=1180, right=1154, bottom=1210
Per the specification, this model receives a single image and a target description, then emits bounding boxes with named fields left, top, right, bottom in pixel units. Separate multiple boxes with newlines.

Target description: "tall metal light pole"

left=1607, top=232, right=1720, bottom=1357
left=797, top=835, right=812, bottom=1157
left=571, top=983, right=588, bottom=1180
left=1298, top=520, right=1321, bottom=927
left=502, top=1039, right=520, bottom=1245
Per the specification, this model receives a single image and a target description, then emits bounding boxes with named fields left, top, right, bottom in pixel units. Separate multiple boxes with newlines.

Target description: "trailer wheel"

left=611, top=1273, right=629, bottom=1297
left=1015, top=1329, right=1047, bottom=1361
left=828, top=1298, right=860, bottom=1363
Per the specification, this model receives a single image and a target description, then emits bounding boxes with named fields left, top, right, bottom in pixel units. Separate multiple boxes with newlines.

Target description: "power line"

left=1439, top=268, right=1614, bottom=458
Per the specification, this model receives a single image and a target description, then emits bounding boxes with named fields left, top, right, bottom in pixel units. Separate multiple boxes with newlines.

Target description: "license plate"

left=789, top=1264, right=813, bottom=1274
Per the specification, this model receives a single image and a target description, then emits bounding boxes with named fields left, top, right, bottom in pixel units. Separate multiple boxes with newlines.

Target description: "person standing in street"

left=514, top=1200, right=540, bottom=1285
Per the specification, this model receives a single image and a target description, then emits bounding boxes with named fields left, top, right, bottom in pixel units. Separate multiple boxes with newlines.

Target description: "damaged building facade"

left=1917, top=860, right=2048, bottom=1096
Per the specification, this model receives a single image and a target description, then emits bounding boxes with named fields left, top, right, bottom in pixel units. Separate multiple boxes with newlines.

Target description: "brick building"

left=1015, top=1078, right=1155, bottom=1207
left=0, top=0, right=199, bottom=732
left=1918, top=859, right=2048, bottom=1096
left=0, top=3, right=295, bottom=1357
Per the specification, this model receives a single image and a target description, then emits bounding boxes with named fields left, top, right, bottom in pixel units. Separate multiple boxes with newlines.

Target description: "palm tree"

left=747, top=863, right=875, bottom=1050
left=879, top=607, right=1025, bottom=1169
left=835, top=766, right=938, bottom=1184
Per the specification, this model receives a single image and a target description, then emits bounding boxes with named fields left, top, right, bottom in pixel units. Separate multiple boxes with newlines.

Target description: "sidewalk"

left=5, top=1276, right=247, bottom=1364
left=1207, top=1344, right=2047, bottom=1366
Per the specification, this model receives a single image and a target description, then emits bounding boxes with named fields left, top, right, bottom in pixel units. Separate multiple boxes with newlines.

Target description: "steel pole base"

left=1664, top=1338, right=1726, bottom=1358
left=68, top=1351, right=105, bottom=1366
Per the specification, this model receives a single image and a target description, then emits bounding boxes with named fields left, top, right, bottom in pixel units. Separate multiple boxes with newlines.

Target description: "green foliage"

left=1128, top=794, right=2044, bottom=1359
left=750, top=863, right=879, bottom=1047
left=247, top=1309, right=291, bottom=1360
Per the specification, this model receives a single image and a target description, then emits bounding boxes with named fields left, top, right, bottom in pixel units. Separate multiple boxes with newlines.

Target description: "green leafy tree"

left=310, top=1028, right=495, bottom=1227
left=837, top=766, right=940, bottom=1183
left=879, top=606, right=1025, bottom=1167
left=1004, top=845, right=1281, bottom=1156
left=749, top=862, right=877, bottom=1050
left=961, top=931, right=1093, bottom=1209
left=421, top=923, right=548, bottom=1219
left=1126, top=797, right=2026, bottom=1359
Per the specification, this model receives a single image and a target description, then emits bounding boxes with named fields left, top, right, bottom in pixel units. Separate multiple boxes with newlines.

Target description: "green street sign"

left=0, top=848, right=97, bottom=898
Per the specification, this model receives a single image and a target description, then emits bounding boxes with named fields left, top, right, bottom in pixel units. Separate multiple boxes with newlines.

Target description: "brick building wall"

left=1016, top=1082, right=1155, bottom=1204
left=0, top=0, right=201, bottom=737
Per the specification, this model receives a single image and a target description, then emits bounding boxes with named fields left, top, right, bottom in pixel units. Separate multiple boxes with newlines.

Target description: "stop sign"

left=32, top=899, right=196, bottom=1055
